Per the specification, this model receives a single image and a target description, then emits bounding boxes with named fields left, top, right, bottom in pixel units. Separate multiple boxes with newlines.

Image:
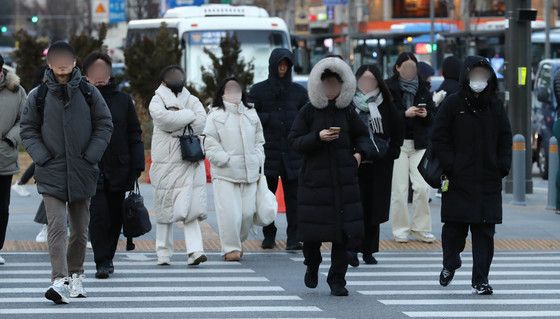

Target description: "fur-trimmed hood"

left=308, top=57, right=356, bottom=109
left=0, top=70, right=21, bottom=92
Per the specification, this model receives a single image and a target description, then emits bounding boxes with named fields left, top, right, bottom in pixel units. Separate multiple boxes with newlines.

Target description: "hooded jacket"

left=20, top=68, right=113, bottom=202
left=288, top=57, right=372, bottom=242
left=0, top=70, right=26, bottom=176
left=248, top=48, right=308, bottom=181
left=431, top=56, right=512, bottom=224
left=437, top=56, right=463, bottom=96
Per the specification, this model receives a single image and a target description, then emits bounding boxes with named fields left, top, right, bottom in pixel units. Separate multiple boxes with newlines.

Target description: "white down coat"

left=149, top=85, right=207, bottom=224
left=203, top=101, right=265, bottom=184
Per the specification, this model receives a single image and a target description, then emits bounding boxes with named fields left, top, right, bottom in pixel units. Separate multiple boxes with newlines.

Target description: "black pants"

left=303, top=241, right=348, bottom=287
left=89, top=190, right=125, bottom=269
left=263, top=169, right=298, bottom=244
left=442, top=222, right=496, bottom=286
left=18, top=163, right=35, bottom=185
left=0, top=175, right=12, bottom=250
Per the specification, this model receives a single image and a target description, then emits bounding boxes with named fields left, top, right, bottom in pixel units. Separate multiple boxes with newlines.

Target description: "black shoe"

left=362, top=254, right=378, bottom=265
left=347, top=251, right=359, bottom=268
left=261, top=226, right=277, bottom=249
left=95, top=267, right=110, bottom=279
left=304, top=264, right=319, bottom=289
left=439, top=268, right=455, bottom=287
left=108, top=261, right=114, bottom=274
left=329, top=285, right=349, bottom=296
left=286, top=241, right=303, bottom=251
left=472, top=283, right=493, bottom=295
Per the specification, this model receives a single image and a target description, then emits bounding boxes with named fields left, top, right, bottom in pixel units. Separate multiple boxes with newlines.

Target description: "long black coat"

left=249, top=48, right=308, bottom=181
left=431, top=56, right=512, bottom=224
left=356, top=96, right=404, bottom=224
left=97, top=83, right=145, bottom=192
left=385, top=76, right=435, bottom=150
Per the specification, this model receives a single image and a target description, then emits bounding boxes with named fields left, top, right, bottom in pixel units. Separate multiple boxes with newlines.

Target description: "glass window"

left=392, top=0, right=448, bottom=19
left=125, top=27, right=179, bottom=48
left=471, top=0, right=506, bottom=17
left=184, top=30, right=289, bottom=88
left=537, top=64, right=552, bottom=90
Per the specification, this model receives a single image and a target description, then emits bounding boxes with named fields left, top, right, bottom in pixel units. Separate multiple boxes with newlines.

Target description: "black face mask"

left=166, top=80, right=185, bottom=94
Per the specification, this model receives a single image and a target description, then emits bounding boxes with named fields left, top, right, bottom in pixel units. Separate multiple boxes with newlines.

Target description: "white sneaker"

left=187, top=252, right=207, bottom=266
left=45, top=278, right=70, bottom=304
left=394, top=235, right=409, bottom=243
left=35, top=225, right=48, bottom=243
left=68, top=273, right=87, bottom=298
left=86, top=241, right=92, bottom=249
left=411, top=231, right=436, bottom=243
left=11, top=183, right=30, bottom=197
left=157, top=256, right=171, bottom=266
left=0, top=255, right=5, bottom=265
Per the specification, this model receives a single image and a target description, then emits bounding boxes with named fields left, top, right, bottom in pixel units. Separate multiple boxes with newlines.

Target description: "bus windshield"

left=184, top=30, right=289, bottom=88
left=126, top=27, right=179, bottom=48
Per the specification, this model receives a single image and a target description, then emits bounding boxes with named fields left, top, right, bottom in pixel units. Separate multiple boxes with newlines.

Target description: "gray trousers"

left=43, top=195, right=90, bottom=282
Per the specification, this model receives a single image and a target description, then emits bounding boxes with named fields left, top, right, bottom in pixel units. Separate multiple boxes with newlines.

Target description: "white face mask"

left=223, top=91, right=242, bottom=105
left=469, top=80, right=488, bottom=93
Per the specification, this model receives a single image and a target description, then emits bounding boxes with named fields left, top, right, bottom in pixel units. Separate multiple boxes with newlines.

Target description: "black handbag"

left=122, top=181, right=152, bottom=238
left=179, top=125, right=205, bottom=162
left=418, top=146, right=444, bottom=189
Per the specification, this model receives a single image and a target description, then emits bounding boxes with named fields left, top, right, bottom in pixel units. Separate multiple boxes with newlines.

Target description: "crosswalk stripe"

left=0, top=295, right=303, bottom=303
left=0, top=286, right=285, bottom=293
left=0, top=276, right=269, bottom=284
left=403, top=311, right=560, bottom=318
left=321, top=263, right=560, bottom=269
left=0, top=261, right=241, bottom=267
left=342, top=271, right=560, bottom=277
left=380, top=298, right=560, bottom=305
left=359, top=289, right=560, bottom=295
left=347, top=279, right=560, bottom=286
left=292, top=256, right=560, bottom=262
left=0, top=268, right=254, bottom=275
left=0, top=306, right=323, bottom=315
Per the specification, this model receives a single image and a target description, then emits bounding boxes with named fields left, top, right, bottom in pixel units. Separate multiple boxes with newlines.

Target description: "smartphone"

left=329, top=127, right=341, bottom=134
left=417, top=103, right=427, bottom=109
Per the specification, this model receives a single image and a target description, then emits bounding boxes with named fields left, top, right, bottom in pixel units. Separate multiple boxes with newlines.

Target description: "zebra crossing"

left=291, top=250, right=560, bottom=318
left=0, top=252, right=331, bottom=319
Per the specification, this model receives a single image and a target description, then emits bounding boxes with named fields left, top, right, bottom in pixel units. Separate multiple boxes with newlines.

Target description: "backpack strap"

left=35, top=83, right=48, bottom=120
left=78, top=78, right=93, bottom=108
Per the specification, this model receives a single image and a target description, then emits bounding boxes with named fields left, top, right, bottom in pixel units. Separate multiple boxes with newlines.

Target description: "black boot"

left=286, top=240, right=303, bottom=251
left=329, top=284, right=349, bottom=296
left=347, top=251, right=359, bottom=268
left=95, top=265, right=111, bottom=279
left=108, top=261, right=114, bottom=274
left=362, top=253, right=378, bottom=265
left=304, top=264, right=319, bottom=288
left=261, top=224, right=277, bottom=249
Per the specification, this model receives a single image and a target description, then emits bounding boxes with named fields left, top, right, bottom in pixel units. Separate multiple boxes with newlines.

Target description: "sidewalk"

left=3, top=177, right=560, bottom=252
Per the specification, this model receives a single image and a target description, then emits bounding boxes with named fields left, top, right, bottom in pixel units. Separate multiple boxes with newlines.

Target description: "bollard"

left=511, top=134, right=526, bottom=206
left=547, top=137, right=559, bottom=210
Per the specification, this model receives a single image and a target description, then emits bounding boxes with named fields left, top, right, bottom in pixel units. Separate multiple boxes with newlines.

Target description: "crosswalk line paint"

left=292, top=256, right=560, bottom=262
left=347, top=279, right=560, bottom=286
left=0, top=295, right=302, bottom=303
left=359, top=289, right=560, bottom=295
left=0, top=286, right=285, bottom=293
left=0, top=276, right=269, bottom=284
left=380, top=298, right=560, bottom=305
left=0, top=268, right=255, bottom=275
left=321, top=263, right=560, bottom=269
left=341, top=271, right=560, bottom=277
left=403, top=311, right=560, bottom=318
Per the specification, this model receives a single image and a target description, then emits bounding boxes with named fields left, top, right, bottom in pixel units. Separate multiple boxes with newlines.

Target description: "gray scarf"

left=399, top=77, right=418, bottom=109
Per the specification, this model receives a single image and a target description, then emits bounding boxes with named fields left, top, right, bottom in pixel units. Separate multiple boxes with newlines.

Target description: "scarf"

left=354, top=88, right=384, bottom=134
left=399, top=77, right=418, bottom=109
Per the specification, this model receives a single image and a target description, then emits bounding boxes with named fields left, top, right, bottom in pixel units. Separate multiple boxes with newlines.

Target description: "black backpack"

left=35, top=78, right=93, bottom=121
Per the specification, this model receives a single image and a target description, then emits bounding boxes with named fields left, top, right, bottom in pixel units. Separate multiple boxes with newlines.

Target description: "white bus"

left=126, top=4, right=291, bottom=88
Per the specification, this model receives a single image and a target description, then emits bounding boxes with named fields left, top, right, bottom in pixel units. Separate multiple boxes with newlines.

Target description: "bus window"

left=126, top=27, right=179, bottom=48
left=184, top=30, right=289, bottom=88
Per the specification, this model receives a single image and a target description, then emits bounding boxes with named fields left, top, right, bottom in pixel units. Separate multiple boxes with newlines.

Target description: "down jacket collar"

left=0, top=70, right=21, bottom=92
left=155, top=84, right=191, bottom=109
left=307, top=57, right=356, bottom=110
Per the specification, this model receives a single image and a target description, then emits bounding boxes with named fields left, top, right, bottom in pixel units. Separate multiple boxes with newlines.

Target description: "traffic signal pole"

left=504, top=0, right=536, bottom=194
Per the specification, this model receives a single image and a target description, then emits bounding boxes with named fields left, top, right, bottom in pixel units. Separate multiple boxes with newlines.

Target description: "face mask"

left=166, top=80, right=184, bottom=94
left=223, top=91, right=242, bottom=105
left=469, top=79, right=488, bottom=93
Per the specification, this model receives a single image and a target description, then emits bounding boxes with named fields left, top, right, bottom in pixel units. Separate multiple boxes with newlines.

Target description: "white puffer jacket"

left=203, top=101, right=265, bottom=184
left=149, top=84, right=207, bottom=224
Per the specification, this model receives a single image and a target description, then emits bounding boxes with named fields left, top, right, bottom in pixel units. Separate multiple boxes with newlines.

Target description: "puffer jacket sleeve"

left=187, top=94, right=207, bottom=135
left=431, top=96, right=455, bottom=175
left=495, top=99, right=513, bottom=177
left=83, top=87, right=114, bottom=165
left=5, top=87, right=26, bottom=146
left=255, top=115, right=265, bottom=167
left=203, top=112, right=229, bottom=167
left=20, top=90, right=53, bottom=166
left=347, top=107, right=374, bottom=159
left=149, top=94, right=197, bottom=133
left=289, top=104, right=323, bottom=154
left=125, top=94, right=145, bottom=173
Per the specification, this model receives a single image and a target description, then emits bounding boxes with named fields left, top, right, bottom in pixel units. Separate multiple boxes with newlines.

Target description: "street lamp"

left=0, top=26, right=7, bottom=33
left=31, top=16, right=39, bottom=24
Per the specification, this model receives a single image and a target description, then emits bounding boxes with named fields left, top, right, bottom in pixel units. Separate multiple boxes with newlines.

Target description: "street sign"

left=109, top=0, right=126, bottom=24
left=323, top=0, right=348, bottom=5
left=92, top=0, right=109, bottom=24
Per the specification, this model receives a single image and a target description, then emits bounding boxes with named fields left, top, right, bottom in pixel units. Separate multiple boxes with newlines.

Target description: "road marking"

left=0, top=261, right=241, bottom=267
left=0, top=306, right=323, bottom=315
left=0, top=295, right=302, bottom=303
left=403, top=311, right=560, bottom=318
left=380, top=298, right=560, bottom=305
left=359, top=289, right=560, bottom=295
left=0, top=286, right=285, bottom=294
left=342, top=271, right=560, bottom=277
left=292, top=256, right=560, bottom=262
left=347, top=279, right=560, bottom=286
left=321, top=263, right=560, bottom=269
left=0, top=276, right=269, bottom=284
left=0, top=268, right=254, bottom=275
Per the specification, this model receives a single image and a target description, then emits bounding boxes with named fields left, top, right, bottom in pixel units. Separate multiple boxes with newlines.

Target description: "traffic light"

left=0, top=26, right=7, bottom=33
left=31, top=16, right=39, bottom=24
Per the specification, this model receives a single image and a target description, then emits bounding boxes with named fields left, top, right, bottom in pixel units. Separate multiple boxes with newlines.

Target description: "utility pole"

left=429, top=0, right=436, bottom=68
left=504, top=0, right=537, bottom=194
left=545, top=0, right=552, bottom=59
left=346, top=0, right=355, bottom=63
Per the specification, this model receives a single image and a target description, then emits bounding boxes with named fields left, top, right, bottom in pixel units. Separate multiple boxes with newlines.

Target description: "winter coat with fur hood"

left=0, top=70, right=26, bottom=176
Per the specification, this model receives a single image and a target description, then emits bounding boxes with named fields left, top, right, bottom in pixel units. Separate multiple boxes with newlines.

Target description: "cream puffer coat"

left=203, top=101, right=265, bottom=184
left=149, top=84, right=207, bottom=224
